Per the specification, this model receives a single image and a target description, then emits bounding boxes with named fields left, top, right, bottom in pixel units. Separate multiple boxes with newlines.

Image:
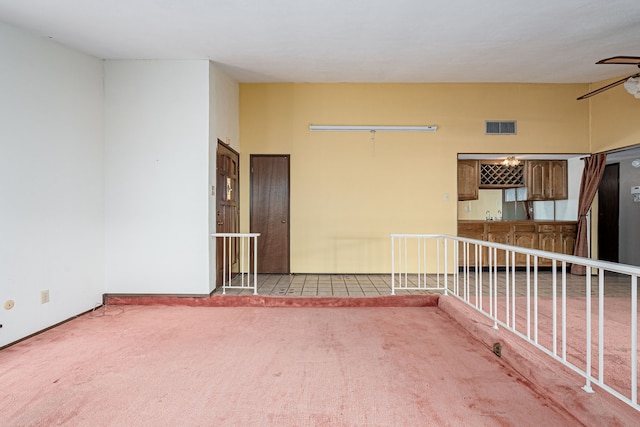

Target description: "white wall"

left=0, top=22, right=105, bottom=347
left=104, top=60, right=211, bottom=295
left=212, top=63, right=240, bottom=151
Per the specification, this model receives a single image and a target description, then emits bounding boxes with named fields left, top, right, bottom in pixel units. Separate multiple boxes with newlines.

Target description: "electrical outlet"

left=40, top=290, right=50, bottom=304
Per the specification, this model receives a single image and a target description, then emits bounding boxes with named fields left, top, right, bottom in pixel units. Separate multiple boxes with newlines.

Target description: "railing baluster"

left=552, top=260, right=557, bottom=356
left=526, top=255, right=531, bottom=340
left=583, top=271, right=594, bottom=393
left=511, top=251, right=516, bottom=330
left=562, top=261, right=567, bottom=362
left=478, top=243, right=482, bottom=311
left=598, top=268, right=604, bottom=384
left=504, top=251, right=515, bottom=328
left=493, top=247, right=498, bottom=330
left=391, top=236, right=396, bottom=295
left=632, top=274, right=638, bottom=405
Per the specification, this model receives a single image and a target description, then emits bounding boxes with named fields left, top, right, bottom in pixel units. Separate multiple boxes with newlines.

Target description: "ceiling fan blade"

left=596, top=56, right=640, bottom=65
left=577, top=73, right=640, bottom=100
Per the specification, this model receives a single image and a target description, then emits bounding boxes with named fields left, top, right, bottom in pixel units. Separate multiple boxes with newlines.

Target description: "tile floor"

left=214, top=271, right=637, bottom=298
left=214, top=274, right=426, bottom=296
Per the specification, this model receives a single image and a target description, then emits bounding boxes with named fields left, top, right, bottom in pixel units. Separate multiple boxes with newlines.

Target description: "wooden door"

left=598, top=163, right=619, bottom=262
left=250, top=155, right=290, bottom=273
left=216, top=142, right=240, bottom=287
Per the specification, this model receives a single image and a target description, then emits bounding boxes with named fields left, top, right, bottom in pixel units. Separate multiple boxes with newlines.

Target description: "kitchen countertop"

left=458, top=219, right=577, bottom=224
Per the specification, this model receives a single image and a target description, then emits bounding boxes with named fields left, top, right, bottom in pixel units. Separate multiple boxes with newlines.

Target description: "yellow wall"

left=458, top=190, right=503, bottom=220
left=239, top=83, right=590, bottom=273
left=589, top=75, right=640, bottom=153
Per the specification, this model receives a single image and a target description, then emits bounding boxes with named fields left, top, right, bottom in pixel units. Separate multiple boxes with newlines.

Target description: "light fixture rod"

left=309, top=125, right=437, bottom=132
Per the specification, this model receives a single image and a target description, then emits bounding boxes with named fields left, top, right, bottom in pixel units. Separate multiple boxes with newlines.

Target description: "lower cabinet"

left=559, top=225, right=577, bottom=257
left=457, top=222, right=484, bottom=266
left=513, top=224, right=537, bottom=266
left=486, top=223, right=511, bottom=266
left=458, top=221, right=577, bottom=267
left=537, top=224, right=556, bottom=266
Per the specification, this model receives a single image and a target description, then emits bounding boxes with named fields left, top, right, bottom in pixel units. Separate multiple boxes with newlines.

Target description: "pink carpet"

left=463, top=294, right=639, bottom=401
left=1, top=297, right=638, bottom=426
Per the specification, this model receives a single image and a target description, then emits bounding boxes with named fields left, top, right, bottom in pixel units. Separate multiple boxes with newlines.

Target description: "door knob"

left=281, top=219, right=287, bottom=223
left=217, top=222, right=223, bottom=225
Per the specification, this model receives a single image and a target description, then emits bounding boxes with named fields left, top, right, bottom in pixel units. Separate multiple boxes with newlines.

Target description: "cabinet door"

left=548, top=160, right=568, bottom=200
left=525, top=160, right=568, bottom=200
left=525, top=161, right=546, bottom=200
left=560, top=224, right=577, bottom=256
left=486, top=224, right=510, bottom=266
left=458, top=160, right=479, bottom=200
left=536, top=224, right=556, bottom=266
left=458, top=222, right=484, bottom=266
left=513, top=230, right=537, bottom=266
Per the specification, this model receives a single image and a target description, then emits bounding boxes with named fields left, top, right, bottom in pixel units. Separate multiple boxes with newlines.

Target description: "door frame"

left=216, top=140, right=240, bottom=287
left=597, top=162, right=619, bottom=263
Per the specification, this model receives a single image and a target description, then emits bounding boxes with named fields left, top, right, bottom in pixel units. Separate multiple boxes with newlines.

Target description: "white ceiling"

left=1, top=0, right=639, bottom=83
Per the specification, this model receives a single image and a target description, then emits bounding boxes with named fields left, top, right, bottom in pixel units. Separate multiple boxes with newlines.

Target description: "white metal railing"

left=391, top=233, right=640, bottom=412
left=391, top=234, right=450, bottom=295
left=211, top=233, right=260, bottom=295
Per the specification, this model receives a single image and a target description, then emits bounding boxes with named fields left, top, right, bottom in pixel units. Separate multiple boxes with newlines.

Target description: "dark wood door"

left=250, top=155, right=290, bottom=273
left=216, top=141, right=240, bottom=287
left=598, top=163, right=619, bottom=262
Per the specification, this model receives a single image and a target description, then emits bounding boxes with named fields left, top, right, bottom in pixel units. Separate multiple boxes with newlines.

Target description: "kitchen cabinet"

left=536, top=224, right=557, bottom=266
left=512, top=223, right=537, bottom=265
left=458, top=220, right=577, bottom=267
left=559, top=224, right=577, bottom=257
left=457, top=222, right=484, bottom=266
left=457, top=160, right=479, bottom=200
left=486, top=222, right=510, bottom=266
left=525, top=160, right=568, bottom=200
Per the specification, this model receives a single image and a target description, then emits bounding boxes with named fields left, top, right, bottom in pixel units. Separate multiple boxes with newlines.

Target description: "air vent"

left=486, top=121, right=517, bottom=135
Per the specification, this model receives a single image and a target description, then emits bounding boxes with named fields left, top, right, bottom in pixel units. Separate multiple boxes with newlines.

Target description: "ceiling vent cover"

left=486, top=121, right=517, bottom=135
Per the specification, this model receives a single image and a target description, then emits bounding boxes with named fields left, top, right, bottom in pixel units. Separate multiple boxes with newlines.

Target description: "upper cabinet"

left=524, top=160, right=568, bottom=200
left=457, top=158, right=568, bottom=201
left=457, top=160, right=479, bottom=200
